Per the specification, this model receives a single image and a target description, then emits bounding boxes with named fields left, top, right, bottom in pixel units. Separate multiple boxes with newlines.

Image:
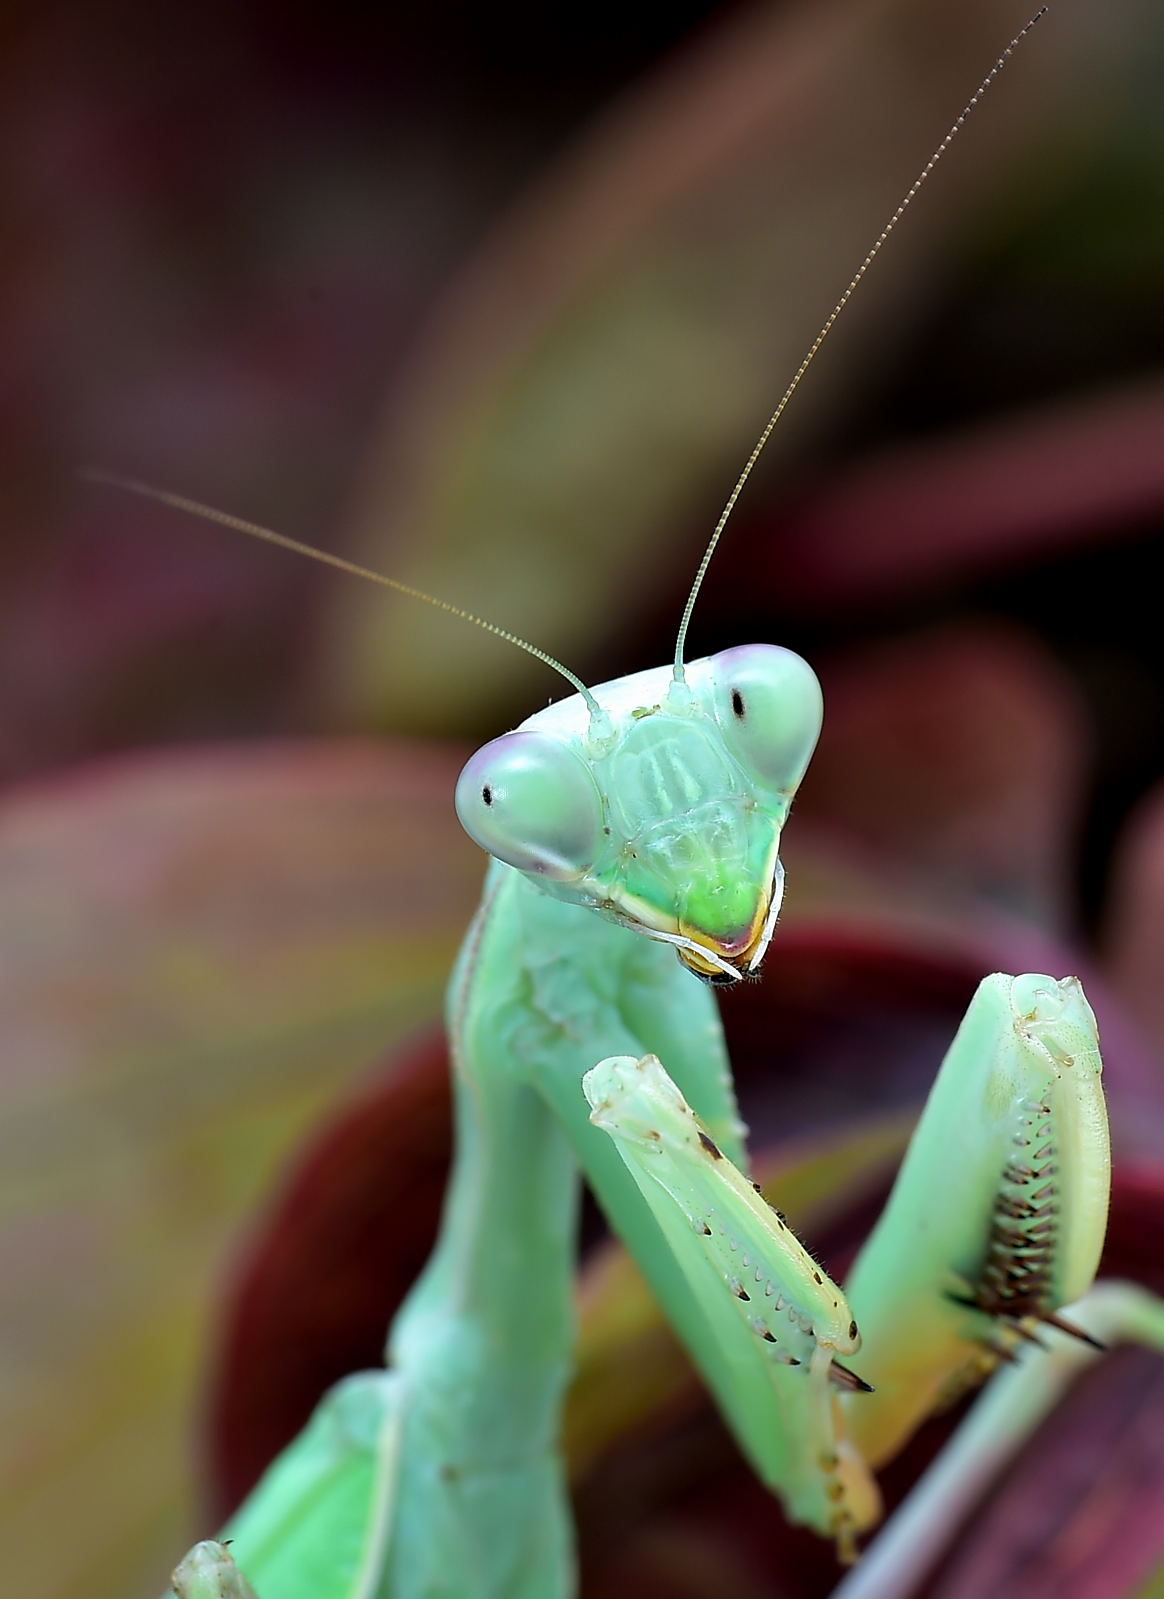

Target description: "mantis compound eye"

left=710, top=643, right=823, bottom=798
left=455, top=731, right=605, bottom=880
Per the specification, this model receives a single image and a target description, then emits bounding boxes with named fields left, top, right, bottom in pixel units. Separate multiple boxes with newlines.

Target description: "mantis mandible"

left=96, top=10, right=1164, bottom=1598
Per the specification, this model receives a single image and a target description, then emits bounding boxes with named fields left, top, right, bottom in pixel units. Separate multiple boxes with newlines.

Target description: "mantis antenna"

left=671, top=5, right=1050, bottom=681
left=90, top=8, right=1047, bottom=716
left=83, top=470, right=605, bottom=718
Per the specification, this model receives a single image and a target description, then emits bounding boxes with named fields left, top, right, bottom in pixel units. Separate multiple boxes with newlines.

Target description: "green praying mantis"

left=100, top=11, right=1164, bottom=1599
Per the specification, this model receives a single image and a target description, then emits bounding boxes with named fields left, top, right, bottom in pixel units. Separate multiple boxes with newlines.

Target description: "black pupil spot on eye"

left=731, top=689, right=746, bottom=719
left=482, top=785, right=493, bottom=806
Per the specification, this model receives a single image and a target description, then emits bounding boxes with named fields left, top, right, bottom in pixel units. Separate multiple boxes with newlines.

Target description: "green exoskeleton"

left=170, top=1543, right=260, bottom=1599
left=112, top=11, right=1164, bottom=1599
left=584, top=970, right=1128, bottom=1559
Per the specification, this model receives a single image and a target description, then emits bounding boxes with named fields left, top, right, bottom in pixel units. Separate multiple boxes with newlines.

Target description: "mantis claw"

left=829, top=1361, right=875, bottom=1395
left=1004, top=1320, right=1050, bottom=1352
left=1034, top=1308, right=1108, bottom=1351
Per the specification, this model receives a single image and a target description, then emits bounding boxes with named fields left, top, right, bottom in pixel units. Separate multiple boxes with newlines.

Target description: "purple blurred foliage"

left=2, top=1, right=1164, bottom=1596
left=1, top=0, right=720, bottom=772
left=738, top=381, right=1164, bottom=620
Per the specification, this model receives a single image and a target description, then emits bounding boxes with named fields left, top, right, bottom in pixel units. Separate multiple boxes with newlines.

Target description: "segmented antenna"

left=672, top=7, right=1049, bottom=679
left=84, top=471, right=604, bottom=716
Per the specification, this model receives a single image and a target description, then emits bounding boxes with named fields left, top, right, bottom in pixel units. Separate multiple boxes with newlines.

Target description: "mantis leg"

left=179, top=1373, right=399, bottom=1599
left=830, top=1282, right=1164, bottom=1599
left=841, top=974, right=1111, bottom=1471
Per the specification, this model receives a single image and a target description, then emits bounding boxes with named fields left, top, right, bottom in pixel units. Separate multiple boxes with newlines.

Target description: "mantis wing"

left=201, top=1372, right=400, bottom=1599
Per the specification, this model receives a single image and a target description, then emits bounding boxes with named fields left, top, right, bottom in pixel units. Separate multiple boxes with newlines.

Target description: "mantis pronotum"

left=100, top=10, right=1164, bottom=1598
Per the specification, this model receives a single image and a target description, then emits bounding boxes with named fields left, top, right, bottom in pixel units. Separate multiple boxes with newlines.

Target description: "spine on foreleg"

left=841, top=973, right=1110, bottom=1473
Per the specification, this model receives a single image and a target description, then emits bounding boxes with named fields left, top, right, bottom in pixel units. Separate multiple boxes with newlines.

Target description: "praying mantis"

left=115, top=10, right=1164, bottom=1599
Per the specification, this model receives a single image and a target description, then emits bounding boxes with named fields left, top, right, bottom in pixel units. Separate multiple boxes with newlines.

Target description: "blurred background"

left=3, top=0, right=1164, bottom=1596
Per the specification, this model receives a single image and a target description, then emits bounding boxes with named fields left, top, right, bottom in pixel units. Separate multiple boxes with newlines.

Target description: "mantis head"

left=455, top=644, right=822, bottom=982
